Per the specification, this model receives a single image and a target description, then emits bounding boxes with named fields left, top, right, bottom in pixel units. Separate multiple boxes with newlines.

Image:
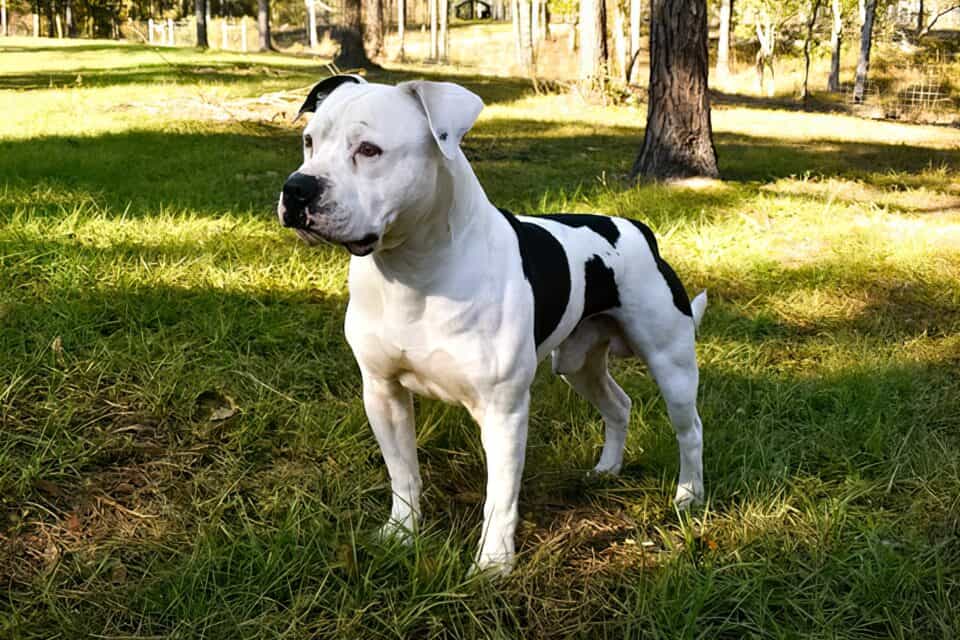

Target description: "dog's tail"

left=691, top=290, right=708, bottom=332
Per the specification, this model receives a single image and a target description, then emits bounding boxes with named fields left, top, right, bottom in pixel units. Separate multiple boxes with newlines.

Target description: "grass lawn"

left=2, top=37, right=960, bottom=638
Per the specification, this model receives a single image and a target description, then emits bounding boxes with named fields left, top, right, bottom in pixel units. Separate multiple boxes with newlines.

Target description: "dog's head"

left=277, top=76, right=484, bottom=256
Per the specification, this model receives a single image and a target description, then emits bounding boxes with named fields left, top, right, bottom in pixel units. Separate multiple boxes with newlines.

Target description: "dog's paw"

left=469, top=553, right=514, bottom=579
left=673, top=484, right=704, bottom=510
left=376, top=519, right=416, bottom=545
left=589, top=461, right=622, bottom=477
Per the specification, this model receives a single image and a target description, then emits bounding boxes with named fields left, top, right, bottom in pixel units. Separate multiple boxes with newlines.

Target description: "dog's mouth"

left=294, top=228, right=378, bottom=256
left=343, top=233, right=379, bottom=257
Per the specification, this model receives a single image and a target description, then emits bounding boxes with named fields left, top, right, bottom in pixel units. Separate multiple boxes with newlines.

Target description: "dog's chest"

left=346, top=275, right=515, bottom=412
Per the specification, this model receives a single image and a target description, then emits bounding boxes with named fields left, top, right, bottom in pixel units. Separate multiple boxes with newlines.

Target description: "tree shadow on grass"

left=1, top=120, right=957, bottom=225
left=0, top=43, right=538, bottom=105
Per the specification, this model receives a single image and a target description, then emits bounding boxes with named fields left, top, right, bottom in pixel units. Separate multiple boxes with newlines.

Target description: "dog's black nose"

left=281, top=172, right=324, bottom=228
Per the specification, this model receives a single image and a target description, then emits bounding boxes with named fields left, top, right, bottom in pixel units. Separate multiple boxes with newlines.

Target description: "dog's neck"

left=370, top=149, right=495, bottom=286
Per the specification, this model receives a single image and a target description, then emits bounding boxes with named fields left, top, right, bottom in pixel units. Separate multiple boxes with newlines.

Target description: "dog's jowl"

left=277, top=76, right=707, bottom=575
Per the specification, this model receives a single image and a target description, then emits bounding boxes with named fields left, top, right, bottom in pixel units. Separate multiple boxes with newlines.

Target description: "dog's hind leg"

left=621, top=319, right=704, bottom=508
left=554, top=317, right=632, bottom=475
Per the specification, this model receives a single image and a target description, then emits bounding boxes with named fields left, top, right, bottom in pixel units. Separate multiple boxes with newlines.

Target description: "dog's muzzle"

left=280, top=172, right=326, bottom=229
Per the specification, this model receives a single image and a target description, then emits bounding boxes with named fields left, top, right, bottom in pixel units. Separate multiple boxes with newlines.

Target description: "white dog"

left=277, top=76, right=707, bottom=575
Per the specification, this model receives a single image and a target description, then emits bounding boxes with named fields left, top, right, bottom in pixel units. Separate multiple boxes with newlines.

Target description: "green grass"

left=2, top=38, right=960, bottom=639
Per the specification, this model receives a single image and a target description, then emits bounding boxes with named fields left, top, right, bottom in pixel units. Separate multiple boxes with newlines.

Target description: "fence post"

left=33, top=12, right=39, bottom=37
left=241, top=16, right=248, bottom=52
left=167, top=18, right=174, bottom=46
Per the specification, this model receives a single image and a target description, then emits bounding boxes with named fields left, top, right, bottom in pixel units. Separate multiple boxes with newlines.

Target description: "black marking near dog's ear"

left=498, top=209, right=571, bottom=347
left=628, top=220, right=692, bottom=316
left=539, top=214, right=621, bottom=248
left=298, top=75, right=363, bottom=118
left=582, top=255, right=621, bottom=320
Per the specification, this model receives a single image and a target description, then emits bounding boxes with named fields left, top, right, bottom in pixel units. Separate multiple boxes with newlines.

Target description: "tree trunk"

left=364, top=0, right=384, bottom=58
left=1, top=0, right=7, bottom=37
left=438, top=0, right=448, bottom=61
left=754, top=14, right=775, bottom=97
left=513, top=0, right=523, bottom=64
left=334, top=0, right=372, bottom=67
left=532, top=0, right=540, bottom=41
left=47, top=0, right=54, bottom=37
left=801, top=0, right=822, bottom=102
left=307, top=0, right=318, bottom=49
left=716, top=0, right=732, bottom=81
left=258, top=0, right=271, bottom=50
left=196, top=0, right=208, bottom=48
left=429, top=0, right=438, bottom=59
left=523, top=0, right=535, bottom=69
left=64, top=0, right=73, bottom=37
left=628, top=0, right=640, bottom=82
left=853, top=0, right=876, bottom=103
left=631, top=0, right=718, bottom=180
left=613, top=0, right=627, bottom=82
left=397, top=0, right=405, bottom=59
left=578, top=0, right=607, bottom=84
left=917, top=0, right=923, bottom=33
left=827, top=0, right=842, bottom=91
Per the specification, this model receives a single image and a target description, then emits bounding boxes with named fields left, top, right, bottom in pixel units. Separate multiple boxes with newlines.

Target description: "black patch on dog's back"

left=539, top=214, right=620, bottom=247
left=583, top=255, right=621, bottom=320
left=628, top=220, right=692, bottom=316
left=498, top=209, right=571, bottom=347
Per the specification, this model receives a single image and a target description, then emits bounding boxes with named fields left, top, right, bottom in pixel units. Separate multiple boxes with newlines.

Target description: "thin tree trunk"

left=754, top=14, right=774, bottom=97
left=307, top=0, right=318, bottom=49
left=532, top=0, right=540, bottom=41
left=827, top=0, right=842, bottom=91
left=440, top=0, right=449, bottom=60
left=523, top=0, right=535, bottom=69
left=614, top=0, right=627, bottom=82
left=632, top=0, right=718, bottom=180
left=578, top=0, right=607, bottom=85
left=397, top=0, right=405, bottom=59
left=801, top=0, right=821, bottom=102
left=429, top=0, right=438, bottom=60
left=917, top=0, right=924, bottom=33
left=853, top=0, right=876, bottom=103
left=364, top=0, right=384, bottom=58
left=513, top=0, right=523, bottom=64
left=257, top=0, right=271, bottom=50
left=1, top=0, right=7, bottom=37
left=196, top=0, right=208, bottom=47
left=628, top=0, right=640, bottom=82
left=334, top=0, right=372, bottom=66
left=64, top=0, right=73, bottom=36
left=716, top=0, right=732, bottom=80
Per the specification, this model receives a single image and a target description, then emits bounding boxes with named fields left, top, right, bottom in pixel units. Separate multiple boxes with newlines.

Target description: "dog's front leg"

left=362, top=372, right=421, bottom=540
left=474, top=391, right=530, bottom=575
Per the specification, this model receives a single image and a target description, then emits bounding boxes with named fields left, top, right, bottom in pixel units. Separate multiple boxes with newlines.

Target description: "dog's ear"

left=297, top=74, right=366, bottom=119
left=402, top=81, right=484, bottom=159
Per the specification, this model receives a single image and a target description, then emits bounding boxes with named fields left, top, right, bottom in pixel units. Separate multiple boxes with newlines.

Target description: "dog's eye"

left=304, top=135, right=313, bottom=148
left=356, top=142, right=382, bottom=158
